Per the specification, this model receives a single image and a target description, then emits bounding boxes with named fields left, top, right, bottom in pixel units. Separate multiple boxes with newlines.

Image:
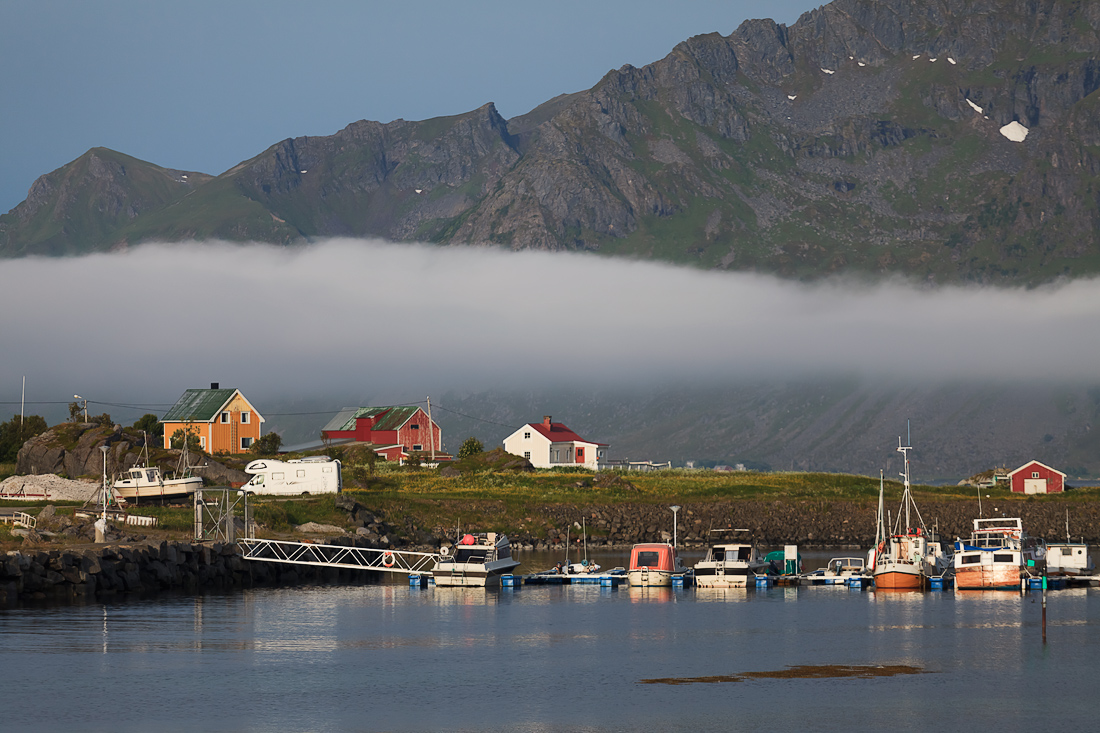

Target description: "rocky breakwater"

left=509, top=500, right=1100, bottom=550
left=0, top=538, right=394, bottom=606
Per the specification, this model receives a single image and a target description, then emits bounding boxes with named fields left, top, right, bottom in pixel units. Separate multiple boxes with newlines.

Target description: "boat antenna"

left=977, top=484, right=982, bottom=518
left=582, top=517, right=588, bottom=564
left=564, top=524, right=570, bottom=567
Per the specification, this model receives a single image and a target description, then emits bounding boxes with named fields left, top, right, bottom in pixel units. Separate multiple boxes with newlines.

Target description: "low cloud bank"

left=3, top=239, right=1100, bottom=410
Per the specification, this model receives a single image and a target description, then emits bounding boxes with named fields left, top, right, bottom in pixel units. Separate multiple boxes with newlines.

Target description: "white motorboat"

left=1045, top=511, right=1096, bottom=584
left=693, top=529, right=767, bottom=588
left=432, top=532, right=521, bottom=587
left=802, top=557, right=869, bottom=586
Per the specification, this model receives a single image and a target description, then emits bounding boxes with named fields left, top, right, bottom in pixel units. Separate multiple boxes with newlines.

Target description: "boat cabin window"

left=713, top=549, right=725, bottom=561
left=993, top=554, right=1014, bottom=563
left=1061, top=547, right=1073, bottom=556
left=736, top=547, right=752, bottom=561
left=961, top=554, right=981, bottom=564
left=636, top=551, right=661, bottom=566
left=130, top=470, right=143, bottom=479
left=454, top=548, right=487, bottom=563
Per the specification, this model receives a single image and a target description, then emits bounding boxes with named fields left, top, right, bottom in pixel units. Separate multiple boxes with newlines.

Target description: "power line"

left=430, top=403, right=519, bottom=430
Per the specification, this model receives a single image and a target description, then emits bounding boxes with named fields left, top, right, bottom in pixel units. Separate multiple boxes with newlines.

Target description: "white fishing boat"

left=432, top=532, right=521, bottom=587
left=953, top=517, right=1044, bottom=590
left=112, top=436, right=203, bottom=501
left=693, top=529, right=768, bottom=588
left=872, top=436, right=950, bottom=591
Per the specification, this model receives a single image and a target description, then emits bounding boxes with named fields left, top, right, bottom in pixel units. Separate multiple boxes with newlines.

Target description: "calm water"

left=1, top=550, right=1097, bottom=732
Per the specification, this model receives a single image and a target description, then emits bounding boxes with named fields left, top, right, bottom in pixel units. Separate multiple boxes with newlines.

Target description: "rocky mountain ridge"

left=3, top=0, right=1100, bottom=282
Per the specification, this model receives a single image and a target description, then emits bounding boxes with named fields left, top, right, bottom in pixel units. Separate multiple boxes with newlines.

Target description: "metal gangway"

left=238, top=537, right=440, bottom=576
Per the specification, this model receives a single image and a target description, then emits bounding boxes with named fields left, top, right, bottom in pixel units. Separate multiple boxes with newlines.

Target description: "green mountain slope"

left=3, top=0, right=1100, bottom=283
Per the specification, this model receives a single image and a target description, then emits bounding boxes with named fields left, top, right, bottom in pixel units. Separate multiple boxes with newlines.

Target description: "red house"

left=1008, top=460, right=1065, bottom=494
left=321, top=406, right=444, bottom=462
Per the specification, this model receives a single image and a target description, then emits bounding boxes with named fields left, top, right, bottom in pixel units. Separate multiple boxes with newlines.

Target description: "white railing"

left=1, top=511, right=37, bottom=529
left=238, top=538, right=440, bottom=575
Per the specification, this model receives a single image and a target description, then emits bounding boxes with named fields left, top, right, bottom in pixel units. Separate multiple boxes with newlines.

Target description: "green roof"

left=162, top=388, right=237, bottom=422
left=335, top=405, right=421, bottom=431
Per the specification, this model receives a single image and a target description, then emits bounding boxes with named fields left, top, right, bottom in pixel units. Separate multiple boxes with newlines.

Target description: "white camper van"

left=243, top=457, right=342, bottom=496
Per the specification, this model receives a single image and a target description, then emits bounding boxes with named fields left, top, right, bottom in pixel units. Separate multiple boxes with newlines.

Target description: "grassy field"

left=4, top=465, right=1097, bottom=548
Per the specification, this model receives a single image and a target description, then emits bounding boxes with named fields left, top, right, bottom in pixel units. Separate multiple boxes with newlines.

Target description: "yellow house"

left=161, top=383, right=265, bottom=454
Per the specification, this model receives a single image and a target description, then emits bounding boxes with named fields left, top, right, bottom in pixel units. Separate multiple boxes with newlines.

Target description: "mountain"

left=4, top=0, right=1100, bottom=282
left=352, top=381, right=1100, bottom=482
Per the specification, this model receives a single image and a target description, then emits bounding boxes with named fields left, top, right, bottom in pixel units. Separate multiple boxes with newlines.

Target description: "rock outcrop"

left=16, top=422, right=249, bottom=485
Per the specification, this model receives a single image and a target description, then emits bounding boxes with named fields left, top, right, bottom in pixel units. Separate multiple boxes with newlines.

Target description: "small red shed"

left=1008, top=461, right=1066, bottom=494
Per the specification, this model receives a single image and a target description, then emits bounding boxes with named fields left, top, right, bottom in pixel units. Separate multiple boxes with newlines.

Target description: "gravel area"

left=0, top=474, right=100, bottom=502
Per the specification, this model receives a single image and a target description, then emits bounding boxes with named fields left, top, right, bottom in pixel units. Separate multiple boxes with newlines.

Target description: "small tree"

left=0, top=414, right=49, bottom=462
left=250, top=432, right=282, bottom=456
left=458, top=436, right=484, bottom=459
left=131, top=413, right=164, bottom=440
left=68, top=401, right=82, bottom=423
left=170, top=427, right=202, bottom=452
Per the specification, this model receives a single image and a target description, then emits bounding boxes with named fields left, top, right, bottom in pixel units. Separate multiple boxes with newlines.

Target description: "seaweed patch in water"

left=640, top=664, right=926, bottom=685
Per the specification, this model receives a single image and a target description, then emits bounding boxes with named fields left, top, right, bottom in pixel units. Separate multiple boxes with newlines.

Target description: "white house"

left=503, top=416, right=608, bottom=470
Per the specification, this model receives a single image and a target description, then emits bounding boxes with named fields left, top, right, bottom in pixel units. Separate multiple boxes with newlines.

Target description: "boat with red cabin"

left=628, top=542, right=688, bottom=587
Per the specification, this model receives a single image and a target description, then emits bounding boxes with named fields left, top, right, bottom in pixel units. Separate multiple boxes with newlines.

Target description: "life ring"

left=382, top=551, right=395, bottom=567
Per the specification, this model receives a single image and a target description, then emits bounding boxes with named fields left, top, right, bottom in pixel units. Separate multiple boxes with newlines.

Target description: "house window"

left=220, top=411, right=230, bottom=424
left=241, top=412, right=250, bottom=424
left=524, top=451, right=531, bottom=459
left=412, top=444, right=423, bottom=451
left=241, top=437, right=253, bottom=450
left=1032, top=471, right=1039, bottom=478
left=410, top=423, right=419, bottom=430
left=524, top=431, right=531, bottom=439
left=199, top=436, right=206, bottom=449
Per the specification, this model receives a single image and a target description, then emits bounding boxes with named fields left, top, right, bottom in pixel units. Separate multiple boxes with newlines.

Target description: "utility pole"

left=426, top=396, right=435, bottom=463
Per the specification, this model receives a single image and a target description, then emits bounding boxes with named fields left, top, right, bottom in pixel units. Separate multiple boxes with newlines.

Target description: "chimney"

left=543, top=415, right=552, bottom=427
left=211, top=382, right=219, bottom=390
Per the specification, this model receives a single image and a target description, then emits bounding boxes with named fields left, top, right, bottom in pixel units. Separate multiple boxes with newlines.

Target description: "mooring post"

left=1041, top=577, right=1047, bottom=645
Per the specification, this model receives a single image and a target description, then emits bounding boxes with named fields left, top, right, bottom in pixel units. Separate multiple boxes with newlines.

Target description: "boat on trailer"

left=112, top=436, right=203, bottom=502
left=432, top=532, right=521, bottom=587
left=953, top=518, right=1044, bottom=590
left=693, top=529, right=767, bottom=588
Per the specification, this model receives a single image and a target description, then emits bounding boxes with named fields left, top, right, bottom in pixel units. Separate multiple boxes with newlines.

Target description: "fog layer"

left=3, top=240, right=1099, bottom=415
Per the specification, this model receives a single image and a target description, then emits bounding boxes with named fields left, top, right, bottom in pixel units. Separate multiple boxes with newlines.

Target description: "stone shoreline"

left=4, top=498, right=1097, bottom=606
left=0, top=539, right=385, bottom=606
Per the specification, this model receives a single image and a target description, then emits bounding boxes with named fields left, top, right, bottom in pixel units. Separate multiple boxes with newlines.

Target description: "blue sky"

left=0, top=0, right=821, bottom=213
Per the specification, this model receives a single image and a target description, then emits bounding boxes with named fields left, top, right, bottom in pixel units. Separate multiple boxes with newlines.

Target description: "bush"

left=250, top=432, right=282, bottom=456
left=458, top=436, right=484, bottom=459
left=131, top=414, right=164, bottom=439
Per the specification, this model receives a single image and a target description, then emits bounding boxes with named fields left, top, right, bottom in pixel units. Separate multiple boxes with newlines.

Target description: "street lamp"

left=96, top=445, right=109, bottom=543
left=669, top=505, right=682, bottom=549
left=74, top=394, right=87, bottom=423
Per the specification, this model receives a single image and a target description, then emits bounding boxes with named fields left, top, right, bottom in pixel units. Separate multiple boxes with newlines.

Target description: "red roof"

left=528, top=421, right=607, bottom=446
